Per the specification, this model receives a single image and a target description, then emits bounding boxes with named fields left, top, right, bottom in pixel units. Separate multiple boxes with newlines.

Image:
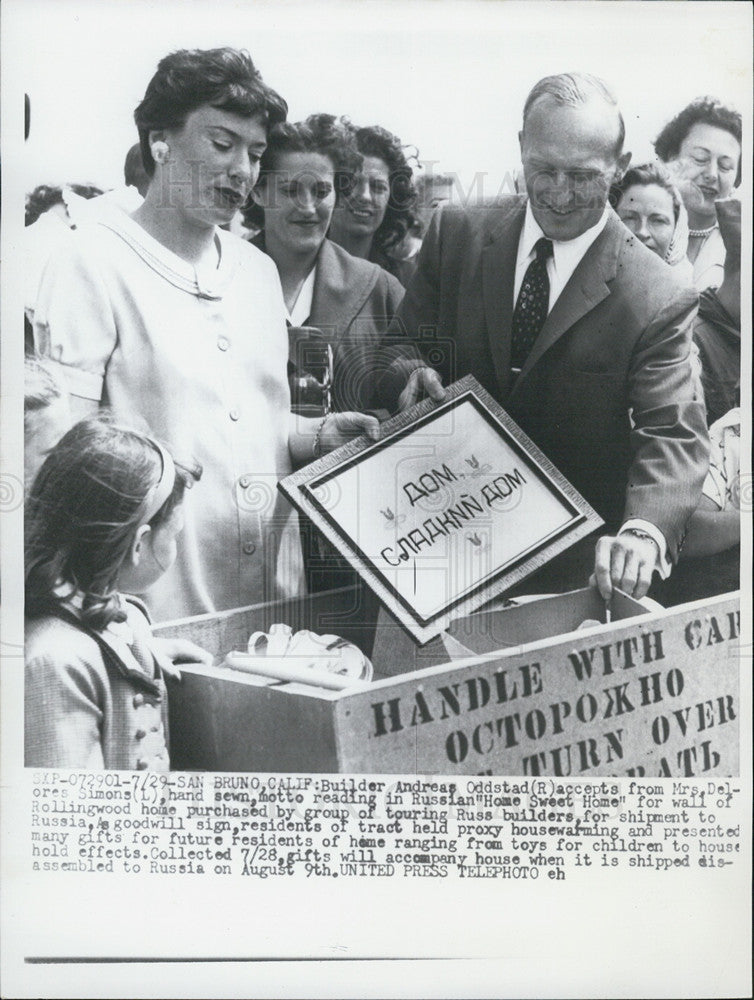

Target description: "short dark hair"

left=522, top=71, right=626, bottom=159
left=654, top=97, right=742, bottom=186
left=25, top=414, right=201, bottom=630
left=247, top=114, right=360, bottom=230
left=134, top=47, right=287, bottom=178
left=610, top=162, right=683, bottom=222
left=25, top=183, right=103, bottom=226
left=25, top=185, right=64, bottom=226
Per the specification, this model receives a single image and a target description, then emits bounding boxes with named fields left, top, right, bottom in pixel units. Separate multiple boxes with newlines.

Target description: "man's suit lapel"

left=511, top=212, right=622, bottom=393
left=481, top=200, right=526, bottom=392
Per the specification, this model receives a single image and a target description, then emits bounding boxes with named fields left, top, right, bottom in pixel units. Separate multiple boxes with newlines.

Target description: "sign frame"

left=280, top=375, right=603, bottom=643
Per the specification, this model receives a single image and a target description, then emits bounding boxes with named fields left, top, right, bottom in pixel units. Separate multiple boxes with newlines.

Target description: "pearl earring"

left=151, top=141, right=169, bottom=165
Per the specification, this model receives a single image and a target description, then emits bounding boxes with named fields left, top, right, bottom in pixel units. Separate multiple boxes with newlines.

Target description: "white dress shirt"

left=514, top=203, right=610, bottom=310
left=514, top=202, right=671, bottom=576
left=286, top=264, right=317, bottom=327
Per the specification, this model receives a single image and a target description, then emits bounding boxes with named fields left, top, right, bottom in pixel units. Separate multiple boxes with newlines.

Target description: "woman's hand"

left=715, top=196, right=741, bottom=258
left=288, top=412, right=380, bottom=467
left=317, top=412, right=380, bottom=454
left=665, top=158, right=709, bottom=219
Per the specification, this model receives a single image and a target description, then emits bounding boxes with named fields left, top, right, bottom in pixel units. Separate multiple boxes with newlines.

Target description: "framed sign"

left=280, top=375, right=603, bottom=643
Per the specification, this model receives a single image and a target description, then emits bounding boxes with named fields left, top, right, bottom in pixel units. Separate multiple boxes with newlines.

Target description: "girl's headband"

left=141, top=439, right=176, bottom=523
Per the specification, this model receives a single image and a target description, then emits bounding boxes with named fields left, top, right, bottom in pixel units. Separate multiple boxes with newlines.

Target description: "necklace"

left=688, top=223, right=718, bottom=238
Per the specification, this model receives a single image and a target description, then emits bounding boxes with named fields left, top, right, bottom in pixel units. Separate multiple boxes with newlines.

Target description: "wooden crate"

left=156, top=589, right=740, bottom=777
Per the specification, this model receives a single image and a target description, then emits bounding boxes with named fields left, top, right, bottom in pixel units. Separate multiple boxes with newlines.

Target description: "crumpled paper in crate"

left=246, top=623, right=373, bottom=681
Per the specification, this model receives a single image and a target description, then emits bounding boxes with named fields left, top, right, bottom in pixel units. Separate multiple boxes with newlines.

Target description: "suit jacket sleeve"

left=376, top=209, right=445, bottom=411
left=624, top=289, right=710, bottom=561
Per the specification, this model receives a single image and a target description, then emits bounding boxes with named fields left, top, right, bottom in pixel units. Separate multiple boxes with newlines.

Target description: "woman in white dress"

left=33, top=47, right=377, bottom=621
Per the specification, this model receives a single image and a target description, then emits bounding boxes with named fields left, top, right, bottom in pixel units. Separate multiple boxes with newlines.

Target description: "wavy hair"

left=25, top=414, right=201, bottom=630
left=610, top=161, right=690, bottom=267
left=349, top=122, right=419, bottom=253
left=654, top=97, right=742, bottom=186
left=610, top=162, right=683, bottom=221
left=246, top=114, right=360, bottom=230
left=134, top=47, right=287, bottom=178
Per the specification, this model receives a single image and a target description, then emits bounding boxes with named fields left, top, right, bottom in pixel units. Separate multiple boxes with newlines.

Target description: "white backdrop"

left=9, top=0, right=751, bottom=197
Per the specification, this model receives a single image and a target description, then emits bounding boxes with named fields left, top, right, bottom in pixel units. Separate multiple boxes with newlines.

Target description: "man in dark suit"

left=379, top=72, right=709, bottom=601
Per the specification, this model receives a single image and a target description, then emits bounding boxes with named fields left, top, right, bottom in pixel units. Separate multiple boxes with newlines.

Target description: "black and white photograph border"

left=1, top=1, right=751, bottom=998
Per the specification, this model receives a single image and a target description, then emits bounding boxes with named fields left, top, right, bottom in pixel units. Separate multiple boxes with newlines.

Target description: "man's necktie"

left=510, top=237, right=554, bottom=371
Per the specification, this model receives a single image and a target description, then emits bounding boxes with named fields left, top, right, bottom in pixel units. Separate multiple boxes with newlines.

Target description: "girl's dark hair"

left=246, top=114, right=360, bottom=230
left=654, top=97, right=742, bottom=186
left=609, top=162, right=683, bottom=222
left=350, top=122, right=419, bottom=252
left=25, top=414, right=201, bottom=630
left=134, top=47, right=288, bottom=178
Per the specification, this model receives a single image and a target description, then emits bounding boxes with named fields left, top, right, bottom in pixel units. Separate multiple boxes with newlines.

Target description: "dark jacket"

left=693, top=288, right=740, bottom=426
left=381, top=197, right=709, bottom=559
left=255, top=236, right=404, bottom=412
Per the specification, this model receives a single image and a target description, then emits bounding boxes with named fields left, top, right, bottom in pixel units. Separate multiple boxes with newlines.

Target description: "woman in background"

left=328, top=121, right=421, bottom=288
left=250, top=116, right=402, bottom=593
left=249, top=115, right=404, bottom=413
left=611, top=162, right=693, bottom=284
left=654, top=97, right=741, bottom=291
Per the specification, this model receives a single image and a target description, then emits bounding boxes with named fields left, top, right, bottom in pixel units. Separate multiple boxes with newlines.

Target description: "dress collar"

left=90, top=213, right=241, bottom=299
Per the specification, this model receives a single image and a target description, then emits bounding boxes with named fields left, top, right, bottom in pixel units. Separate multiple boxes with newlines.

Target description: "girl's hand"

left=152, top=637, right=214, bottom=679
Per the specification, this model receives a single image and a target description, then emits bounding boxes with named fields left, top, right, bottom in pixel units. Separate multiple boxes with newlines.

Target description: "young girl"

left=25, top=415, right=210, bottom=770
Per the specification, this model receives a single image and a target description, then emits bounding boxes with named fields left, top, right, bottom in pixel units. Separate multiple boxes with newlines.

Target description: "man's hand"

left=397, top=366, right=447, bottom=411
left=592, top=532, right=659, bottom=601
left=318, top=411, right=380, bottom=454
